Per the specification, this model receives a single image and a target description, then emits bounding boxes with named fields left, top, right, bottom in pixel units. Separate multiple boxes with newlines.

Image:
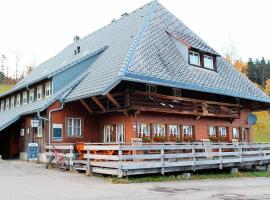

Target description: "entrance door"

left=103, top=125, right=111, bottom=143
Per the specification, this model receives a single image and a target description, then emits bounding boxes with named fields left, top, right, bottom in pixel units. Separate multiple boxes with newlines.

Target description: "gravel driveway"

left=1, top=160, right=270, bottom=200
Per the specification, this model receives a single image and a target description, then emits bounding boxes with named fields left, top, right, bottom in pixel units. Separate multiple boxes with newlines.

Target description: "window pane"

left=189, top=51, right=200, bottom=65
left=204, top=56, right=214, bottom=69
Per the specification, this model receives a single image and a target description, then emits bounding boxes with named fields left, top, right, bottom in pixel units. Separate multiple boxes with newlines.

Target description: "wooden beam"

left=80, top=99, right=92, bottom=113
left=106, top=93, right=120, bottom=108
left=92, top=96, right=106, bottom=112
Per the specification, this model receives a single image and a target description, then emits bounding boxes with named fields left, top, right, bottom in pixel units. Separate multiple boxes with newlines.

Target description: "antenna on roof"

left=73, top=35, right=80, bottom=43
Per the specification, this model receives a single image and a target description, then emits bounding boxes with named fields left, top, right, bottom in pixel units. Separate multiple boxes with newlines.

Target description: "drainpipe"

left=37, top=102, right=64, bottom=145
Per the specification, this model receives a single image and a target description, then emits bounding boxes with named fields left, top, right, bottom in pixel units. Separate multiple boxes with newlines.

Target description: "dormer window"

left=16, top=94, right=21, bottom=107
left=146, top=84, right=157, bottom=94
left=204, top=55, right=214, bottom=70
left=23, top=91, right=28, bottom=105
left=29, top=89, right=35, bottom=103
left=45, top=82, right=52, bottom=98
left=37, top=85, right=43, bottom=101
left=0, top=100, right=4, bottom=111
left=5, top=98, right=10, bottom=110
left=10, top=96, right=15, bottom=109
left=189, top=51, right=200, bottom=66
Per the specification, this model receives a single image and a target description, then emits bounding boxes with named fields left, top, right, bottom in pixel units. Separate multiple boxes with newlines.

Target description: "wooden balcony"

left=80, top=91, right=241, bottom=118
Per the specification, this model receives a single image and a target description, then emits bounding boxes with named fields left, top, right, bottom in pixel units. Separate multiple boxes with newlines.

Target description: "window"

left=29, top=89, right=34, bottom=103
left=116, top=124, right=125, bottom=143
left=208, top=126, right=217, bottom=137
left=52, top=124, right=63, bottom=141
left=219, top=127, right=227, bottom=137
left=37, top=120, right=43, bottom=137
left=168, top=125, right=180, bottom=136
left=67, top=118, right=81, bottom=136
left=37, top=86, right=43, bottom=100
left=172, top=88, right=181, bottom=97
left=22, top=91, right=28, bottom=105
left=233, top=128, right=239, bottom=139
left=45, top=82, right=52, bottom=98
left=10, top=96, right=15, bottom=109
left=183, top=125, right=193, bottom=136
left=0, top=100, right=4, bottom=111
left=153, top=124, right=166, bottom=136
left=16, top=94, right=21, bottom=107
left=5, top=98, right=9, bottom=110
left=103, top=125, right=112, bottom=143
left=189, top=51, right=200, bottom=66
left=137, top=123, right=150, bottom=137
left=146, top=84, right=157, bottom=94
left=204, top=55, right=214, bottom=70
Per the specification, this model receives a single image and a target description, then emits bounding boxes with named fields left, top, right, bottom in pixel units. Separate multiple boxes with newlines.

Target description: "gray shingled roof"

left=64, top=1, right=270, bottom=103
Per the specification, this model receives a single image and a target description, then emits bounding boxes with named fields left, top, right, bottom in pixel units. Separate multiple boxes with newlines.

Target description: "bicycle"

left=45, top=145, right=70, bottom=172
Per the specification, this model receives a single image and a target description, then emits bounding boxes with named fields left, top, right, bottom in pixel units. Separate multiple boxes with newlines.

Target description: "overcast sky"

left=0, top=0, right=269, bottom=77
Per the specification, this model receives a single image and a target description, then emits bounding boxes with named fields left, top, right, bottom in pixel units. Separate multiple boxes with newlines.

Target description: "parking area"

left=1, top=159, right=270, bottom=200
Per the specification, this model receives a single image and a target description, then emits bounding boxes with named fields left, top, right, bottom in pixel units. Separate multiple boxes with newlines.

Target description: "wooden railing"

left=129, top=92, right=241, bottom=118
left=83, top=143, right=270, bottom=176
left=44, top=143, right=74, bottom=171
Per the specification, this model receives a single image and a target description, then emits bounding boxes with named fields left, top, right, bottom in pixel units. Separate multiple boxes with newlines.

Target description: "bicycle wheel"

left=45, top=155, right=55, bottom=169
left=57, top=157, right=69, bottom=172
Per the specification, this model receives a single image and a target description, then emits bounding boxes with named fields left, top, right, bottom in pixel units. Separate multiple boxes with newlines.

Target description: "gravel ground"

left=1, top=159, right=270, bottom=200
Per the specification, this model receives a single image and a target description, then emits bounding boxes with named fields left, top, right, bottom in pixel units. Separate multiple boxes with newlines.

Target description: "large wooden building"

left=0, top=1, right=270, bottom=161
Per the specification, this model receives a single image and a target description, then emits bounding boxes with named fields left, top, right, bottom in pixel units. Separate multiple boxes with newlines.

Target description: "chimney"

left=73, top=35, right=80, bottom=43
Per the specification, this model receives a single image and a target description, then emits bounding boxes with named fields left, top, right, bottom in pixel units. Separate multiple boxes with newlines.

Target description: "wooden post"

left=118, top=144, right=123, bottom=177
left=219, top=144, right=223, bottom=169
left=259, top=146, right=263, bottom=165
left=161, top=144, right=165, bottom=175
left=69, top=144, right=73, bottom=172
left=192, top=143, right=196, bottom=171
left=86, top=145, right=91, bottom=176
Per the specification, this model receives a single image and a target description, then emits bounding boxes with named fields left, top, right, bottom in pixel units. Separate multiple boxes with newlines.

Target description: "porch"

left=45, top=142, right=270, bottom=177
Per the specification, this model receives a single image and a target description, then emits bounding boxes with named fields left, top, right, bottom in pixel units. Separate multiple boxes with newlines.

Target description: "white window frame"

left=183, top=125, right=193, bottom=136
left=103, top=125, right=112, bottom=143
left=116, top=124, right=125, bottom=143
left=173, top=88, right=181, bottom=97
left=37, top=85, right=43, bottom=101
left=5, top=98, right=9, bottom=110
left=208, top=126, right=217, bottom=137
left=219, top=127, right=227, bottom=137
left=168, top=125, right=180, bottom=136
left=29, top=89, right=35, bottom=103
left=189, top=50, right=200, bottom=66
left=22, top=91, right=28, bottom=105
left=16, top=94, right=21, bottom=107
left=146, top=84, right=157, bottom=94
left=67, top=118, right=82, bottom=136
left=233, top=128, right=240, bottom=139
left=45, top=82, right=52, bottom=98
left=203, top=55, right=214, bottom=70
left=37, top=121, right=43, bottom=138
left=10, top=96, right=15, bottom=109
left=153, top=124, right=166, bottom=136
left=0, top=100, right=4, bottom=111
left=137, top=123, right=150, bottom=137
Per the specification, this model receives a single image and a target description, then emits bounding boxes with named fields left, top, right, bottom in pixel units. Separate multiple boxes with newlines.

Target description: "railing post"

left=192, top=143, right=196, bottom=171
left=219, top=144, right=223, bottom=169
left=118, top=144, right=123, bottom=177
left=259, top=145, right=263, bottom=165
left=69, top=144, right=73, bottom=172
left=161, top=144, right=165, bottom=175
left=239, top=143, right=243, bottom=165
left=86, top=145, right=91, bottom=176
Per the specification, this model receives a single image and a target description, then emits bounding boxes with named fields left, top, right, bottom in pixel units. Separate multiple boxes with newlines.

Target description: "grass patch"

left=253, top=111, right=270, bottom=142
left=107, top=169, right=270, bottom=184
left=0, top=84, right=13, bottom=94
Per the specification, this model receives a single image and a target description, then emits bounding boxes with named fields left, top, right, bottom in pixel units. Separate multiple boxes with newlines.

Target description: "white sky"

left=0, top=0, right=270, bottom=77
